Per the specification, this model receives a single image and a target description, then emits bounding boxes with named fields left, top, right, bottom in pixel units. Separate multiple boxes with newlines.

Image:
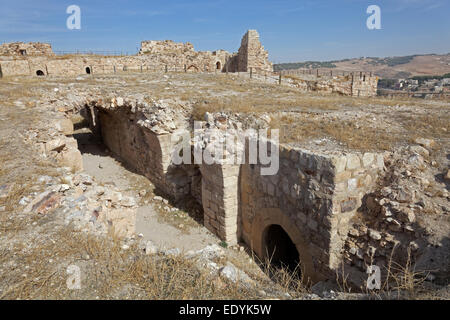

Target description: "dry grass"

left=0, top=227, right=259, bottom=299
left=334, top=246, right=440, bottom=300
left=1, top=72, right=448, bottom=299
left=271, top=114, right=397, bottom=150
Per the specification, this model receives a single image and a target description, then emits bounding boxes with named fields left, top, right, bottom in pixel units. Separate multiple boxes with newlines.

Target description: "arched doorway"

left=186, top=65, right=199, bottom=73
left=248, top=207, right=323, bottom=283
left=263, top=224, right=300, bottom=273
left=85, top=67, right=91, bottom=74
left=36, top=70, right=45, bottom=76
left=216, top=61, right=221, bottom=70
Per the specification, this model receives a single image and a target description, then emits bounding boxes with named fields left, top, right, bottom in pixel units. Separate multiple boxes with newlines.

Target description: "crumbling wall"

left=235, top=30, right=273, bottom=73
left=351, top=74, right=379, bottom=97
left=287, top=74, right=378, bottom=97
left=79, top=96, right=390, bottom=285
left=0, top=42, right=54, bottom=56
left=0, top=30, right=275, bottom=77
left=139, top=40, right=195, bottom=55
left=0, top=59, right=30, bottom=76
left=239, top=145, right=383, bottom=282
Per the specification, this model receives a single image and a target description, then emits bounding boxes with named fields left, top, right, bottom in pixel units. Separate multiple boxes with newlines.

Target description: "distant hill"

left=274, top=53, right=450, bottom=79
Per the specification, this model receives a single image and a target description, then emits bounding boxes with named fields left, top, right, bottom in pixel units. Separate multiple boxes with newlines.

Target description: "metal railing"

left=54, top=50, right=136, bottom=56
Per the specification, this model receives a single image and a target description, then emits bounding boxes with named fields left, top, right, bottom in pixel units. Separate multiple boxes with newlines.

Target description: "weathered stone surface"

left=341, top=198, right=357, bottom=213
left=414, top=138, right=436, bottom=150
left=346, top=154, right=361, bottom=170
left=54, top=118, right=74, bottom=136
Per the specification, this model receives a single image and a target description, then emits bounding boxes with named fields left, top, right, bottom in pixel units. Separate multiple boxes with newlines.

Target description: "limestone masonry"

left=0, top=30, right=377, bottom=97
left=7, top=71, right=448, bottom=292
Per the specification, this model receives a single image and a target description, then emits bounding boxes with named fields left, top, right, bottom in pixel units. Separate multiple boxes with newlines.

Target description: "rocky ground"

left=0, top=73, right=448, bottom=299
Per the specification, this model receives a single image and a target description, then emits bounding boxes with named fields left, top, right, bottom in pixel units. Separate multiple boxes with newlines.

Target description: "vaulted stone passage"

left=36, top=70, right=45, bottom=76
left=75, top=96, right=386, bottom=286
left=80, top=102, right=204, bottom=224
left=85, top=67, right=91, bottom=74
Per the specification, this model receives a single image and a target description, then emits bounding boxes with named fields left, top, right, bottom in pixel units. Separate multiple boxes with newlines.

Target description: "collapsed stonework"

left=0, top=30, right=272, bottom=77
left=0, top=31, right=378, bottom=97
left=12, top=69, right=447, bottom=292
left=75, top=95, right=391, bottom=286
left=227, top=30, right=273, bottom=73
left=280, top=72, right=379, bottom=97
left=0, top=42, right=54, bottom=56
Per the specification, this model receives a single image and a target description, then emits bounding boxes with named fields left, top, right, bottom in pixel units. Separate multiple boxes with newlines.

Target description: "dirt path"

left=76, top=126, right=218, bottom=252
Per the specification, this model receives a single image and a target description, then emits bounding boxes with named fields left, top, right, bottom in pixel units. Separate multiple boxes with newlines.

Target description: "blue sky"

left=0, top=0, right=449, bottom=62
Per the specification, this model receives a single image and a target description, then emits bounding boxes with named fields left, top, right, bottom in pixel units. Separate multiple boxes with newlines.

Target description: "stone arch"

left=249, top=207, right=322, bottom=283
left=36, top=70, right=45, bottom=76
left=85, top=67, right=91, bottom=74
left=263, top=224, right=300, bottom=272
left=186, top=65, right=199, bottom=73
left=216, top=61, right=221, bottom=70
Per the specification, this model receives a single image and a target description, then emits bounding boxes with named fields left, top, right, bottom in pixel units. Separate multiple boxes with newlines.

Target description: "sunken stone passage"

left=82, top=97, right=384, bottom=284
left=87, top=104, right=192, bottom=200
left=239, top=145, right=384, bottom=282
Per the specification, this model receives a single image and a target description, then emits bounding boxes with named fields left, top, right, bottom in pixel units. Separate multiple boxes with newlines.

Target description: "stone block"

left=346, top=154, right=361, bottom=170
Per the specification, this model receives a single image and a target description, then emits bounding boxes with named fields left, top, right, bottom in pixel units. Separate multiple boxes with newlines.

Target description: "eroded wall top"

left=0, top=42, right=54, bottom=56
left=138, top=40, right=195, bottom=55
left=237, top=30, right=273, bottom=73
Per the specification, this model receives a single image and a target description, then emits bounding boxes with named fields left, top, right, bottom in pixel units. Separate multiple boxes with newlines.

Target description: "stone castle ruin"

left=0, top=30, right=405, bottom=290
left=0, top=30, right=272, bottom=77
left=0, top=30, right=377, bottom=97
left=71, top=93, right=387, bottom=286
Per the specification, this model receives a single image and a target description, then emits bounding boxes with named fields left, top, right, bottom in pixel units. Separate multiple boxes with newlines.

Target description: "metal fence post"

left=279, top=73, right=282, bottom=85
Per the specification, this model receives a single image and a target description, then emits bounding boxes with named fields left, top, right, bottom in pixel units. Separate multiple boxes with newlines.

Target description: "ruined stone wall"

left=287, top=74, right=378, bottom=97
left=239, top=145, right=383, bottom=282
left=83, top=97, right=201, bottom=205
left=139, top=40, right=195, bottom=55
left=77, top=95, right=390, bottom=284
left=0, top=51, right=230, bottom=77
left=236, top=30, right=273, bottom=73
left=0, top=42, right=54, bottom=56
left=0, top=30, right=274, bottom=77
left=327, top=152, right=384, bottom=270
left=351, top=74, right=379, bottom=97
left=0, top=59, right=30, bottom=76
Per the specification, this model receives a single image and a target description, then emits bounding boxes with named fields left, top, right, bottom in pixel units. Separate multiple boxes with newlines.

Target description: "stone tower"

left=236, top=30, right=273, bottom=73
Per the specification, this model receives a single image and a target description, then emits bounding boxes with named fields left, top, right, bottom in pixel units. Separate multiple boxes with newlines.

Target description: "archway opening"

left=85, top=67, right=91, bottom=74
left=216, top=61, right=221, bottom=70
left=36, top=70, right=45, bottom=76
left=187, top=65, right=199, bottom=73
left=264, top=224, right=300, bottom=274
